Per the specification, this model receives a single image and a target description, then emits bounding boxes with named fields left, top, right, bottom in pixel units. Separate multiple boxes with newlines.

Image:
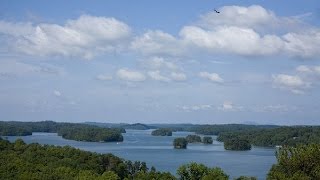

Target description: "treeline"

left=151, top=128, right=173, bottom=136
left=0, top=121, right=125, bottom=142
left=191, top=124, right=278, bottom=136
left=217, top=126, right=320, bottom=147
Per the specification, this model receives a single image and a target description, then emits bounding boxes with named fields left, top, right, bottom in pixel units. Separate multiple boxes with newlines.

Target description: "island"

left=223, top=137, right=251, bottom=151
left=0, top=121, right=124, bottom=143
left=186, top=134, right=202, bottom=143
left=173, top=137, right=188, bottom=149
left=202, top=136, right=213, bottom=144
left=151, top=128, right=172, bottom=136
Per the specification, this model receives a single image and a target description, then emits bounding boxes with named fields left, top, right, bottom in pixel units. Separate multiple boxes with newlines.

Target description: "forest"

left=0, top=121, right=125, bottom=142
left=151, top=128, right=173, bottom=136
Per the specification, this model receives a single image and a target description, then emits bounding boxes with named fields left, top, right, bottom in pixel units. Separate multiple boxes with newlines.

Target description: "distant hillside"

left=121, top=123, right=155, bottom=130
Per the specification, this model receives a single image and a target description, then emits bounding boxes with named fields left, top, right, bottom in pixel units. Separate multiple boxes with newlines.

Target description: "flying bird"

left=214, top=9, right=220, bottom=13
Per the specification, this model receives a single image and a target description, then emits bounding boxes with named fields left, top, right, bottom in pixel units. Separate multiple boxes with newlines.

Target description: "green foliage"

left=234, top=176, right=257, bottom=180
left=267, top=144, right=320, bottom=180
left=217, top=126, right=320, bottom=147
left=224, top=137, right=251, bottom=151
left=186, top=135, right=202, bottom=143
left=202, top=136, right=213, bottom=144
left=177, top=162, right=229, bottom=180
left=0, top=121, right=123, bottom=142
left=173, top=138, right=188, bottom=149
left=0, top=138, right=176, bottom=180
left=151, top=128, right=173, bottom=136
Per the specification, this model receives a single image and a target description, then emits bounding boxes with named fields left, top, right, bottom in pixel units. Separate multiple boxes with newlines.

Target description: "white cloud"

left=199, top=72, right=223, bottom=83
left=131, top=5, right=320, bottom=59
left=198, top=5, right=304, bottom=32
left=116, top=68, right=146, bottom=82
left=148, top=70, right=170, bottom=82
left=96, top=74, right=112, bottom=81
left=178, top=104, right=212, bottom=112
left=131, top=30, right=185, bottom=56
left=53, top=90, right=61, bottom=97
left=222, top=101, right=233, bottom=111
left=0, top=15, right=131, bottom=59
left=141, top=56, right=178, bottom=70
left=180, top=26, right=284, bottom=56
left=170, top=72, right=187, bottom=81
left=272, top=74, right=310, bottom=94
left=296, top=65, right=312, bottom=73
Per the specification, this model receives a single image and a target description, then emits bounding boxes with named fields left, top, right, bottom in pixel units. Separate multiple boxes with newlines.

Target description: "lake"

left=5, top=130, right=276, bottom=179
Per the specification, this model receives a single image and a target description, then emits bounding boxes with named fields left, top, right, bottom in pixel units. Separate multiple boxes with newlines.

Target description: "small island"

left=173, top=137, right=188, bottom=149
left=224, top=137, right=251, bottom=151
left=202, top=136, right=213, bottom=144
left=151, top=128, right=172, bottom=136
left=0, top=121, right=124, bottom=143
left=186, top=134, right=202, bottom=143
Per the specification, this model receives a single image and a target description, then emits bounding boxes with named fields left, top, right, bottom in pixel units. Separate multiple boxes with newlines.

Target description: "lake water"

left=5, top=130, right=276, bottom=179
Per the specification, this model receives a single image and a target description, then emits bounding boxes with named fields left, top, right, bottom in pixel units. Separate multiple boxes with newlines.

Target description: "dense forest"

left=202, top=137, right=213, bottom=144
left=191, top=124, right=320, bottom=148
left=0, top=121, right=125, bottom=142
left=216, top=126, right=320, bottom=147
left=151, top=128, right=173, bottom=136
left=223, top=137, right=251, bottom=151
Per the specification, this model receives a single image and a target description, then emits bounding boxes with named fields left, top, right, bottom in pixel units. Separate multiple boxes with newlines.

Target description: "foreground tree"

left=267, top=144, right=320, bottom=180
left=173, top=138, right=188, bottom=149
left=177, top=162, right=229, bottom=180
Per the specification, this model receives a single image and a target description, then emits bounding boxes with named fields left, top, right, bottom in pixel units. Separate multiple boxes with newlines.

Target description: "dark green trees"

left=186, top=135, right=202, bottom=143
left=267, top=144, right=320, bottom=180
left=224, top=137, right=251, bottom=151
left=177, top=162, right=229, bottom=180
left=151, top=128, right=173, bottom=136
left=173, top=138, right=188, bottom=149
left=202, top=136, right=213, bottom=144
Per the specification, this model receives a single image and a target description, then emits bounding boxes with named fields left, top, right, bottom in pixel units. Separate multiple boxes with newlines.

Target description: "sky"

left=0, top=0, right=320, bottom=125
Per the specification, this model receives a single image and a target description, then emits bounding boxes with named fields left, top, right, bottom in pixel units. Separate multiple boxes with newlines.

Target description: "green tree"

left=267, top=144, right=320, bottom=180
left=177, top=162, right=228, bottom=180
left=173, top=138, right=188, bottom=149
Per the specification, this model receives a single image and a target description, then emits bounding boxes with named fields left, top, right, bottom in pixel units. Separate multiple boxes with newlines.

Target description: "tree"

left=177, top=162, right=228, bottom=180
left=173, top=138, right=188, bottom=149
left=186, top=135, right=202, bottom=143
left=224, top=137, right=251, bottom=151
left=202, top=137, right=213, bottom=144
left=151, top=128, right=173, bottom=136
left=267, top=144, right=320, bottom=180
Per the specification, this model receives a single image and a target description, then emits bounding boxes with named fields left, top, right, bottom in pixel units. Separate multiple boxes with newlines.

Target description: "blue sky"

left=0, top=1, right=320, bottom=125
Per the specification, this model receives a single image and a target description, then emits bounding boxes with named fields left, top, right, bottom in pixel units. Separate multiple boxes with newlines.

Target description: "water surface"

left=5, top=130, right=276, bottom=179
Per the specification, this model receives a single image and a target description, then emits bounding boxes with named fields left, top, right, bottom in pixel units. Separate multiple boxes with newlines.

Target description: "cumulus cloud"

left=0, top=15, right=131, bottom=59
left=199, top=72, right=224, bottom=83
left=131, top=5, right=320, bottom=59
left=272, top=74, right=310, bottom=94
left=170, top=72, right=187, bottom=81
left=116, top=68, right=146, bottom=82
left=140, top=56, right=178, bottom=70
left=131, top=30, right=185, bottom=56
left=147, top=70, right=170, bottom=82
left=96, top=74, right=112, bottom=81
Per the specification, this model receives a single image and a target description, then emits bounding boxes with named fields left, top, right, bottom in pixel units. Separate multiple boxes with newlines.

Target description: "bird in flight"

left=214, top=9, right=220, bottom=13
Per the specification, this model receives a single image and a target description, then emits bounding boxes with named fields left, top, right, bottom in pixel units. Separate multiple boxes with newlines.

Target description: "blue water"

left=4, top=130, right=276, bottom=179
